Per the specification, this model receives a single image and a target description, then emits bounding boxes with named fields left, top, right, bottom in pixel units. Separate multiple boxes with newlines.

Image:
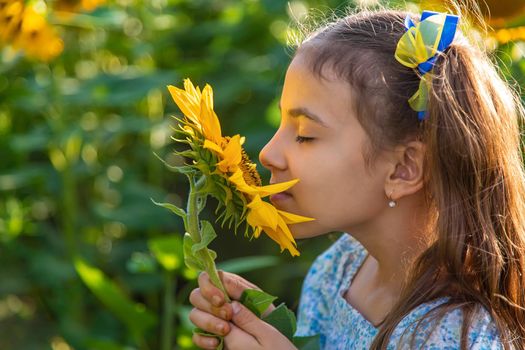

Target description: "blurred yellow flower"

left=54, top=0, right=107, bottom=13
left=0, top=1, right=63, bottom=61
left=491, top=26, right=525, bottom=44
left=13, top=7, right=64, bottom=61
left=0, top=0, right=24, bottom=42
left=0, top=0, right=107, bottom=61
left=168, top=79, right=314, bottom=256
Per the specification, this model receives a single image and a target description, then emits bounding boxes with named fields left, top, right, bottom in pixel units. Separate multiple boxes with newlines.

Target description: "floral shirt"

left=295, top=234, right=504, bottom=349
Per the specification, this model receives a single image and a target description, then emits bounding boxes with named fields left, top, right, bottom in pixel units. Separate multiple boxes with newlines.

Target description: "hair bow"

left=395, top=11, right=459, bottom=120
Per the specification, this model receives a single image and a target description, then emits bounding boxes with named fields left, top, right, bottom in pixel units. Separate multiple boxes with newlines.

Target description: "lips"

left=269, top=179, right=294, bottom=205
left=269, top=191, right=293, bottom=205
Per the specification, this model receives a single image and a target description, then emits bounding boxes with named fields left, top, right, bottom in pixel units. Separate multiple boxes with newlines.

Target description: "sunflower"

left=0, top=1, right=63, bottom=61
left=0, top=0, right=23, bottom=43
left=54, top=0, right=107, bottom=13
left=13, top=6, right=64, bottom=61
left=167, top=79, right=314, bottom=256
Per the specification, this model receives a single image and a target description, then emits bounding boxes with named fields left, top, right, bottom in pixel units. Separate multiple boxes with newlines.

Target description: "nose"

left=259, top=129, right=287, bottom=173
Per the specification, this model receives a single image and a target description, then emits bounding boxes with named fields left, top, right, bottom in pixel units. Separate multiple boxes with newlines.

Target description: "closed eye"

left=296, top=135, right=314, bottom=144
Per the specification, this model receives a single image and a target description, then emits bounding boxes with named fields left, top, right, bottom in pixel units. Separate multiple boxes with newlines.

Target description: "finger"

left=189, top=307, right=231, bottom=336
left=224, top=323, right=261, bottom=350
left=230, top=301, right=274, bottom=342
left=192, top=333, right=220, bottom=350
left=198, top=271, right=228, bottom=307
left=220, top=272, right=275, bottom=316
left=220, top=270, right=261, bottom=300
left=189, top=288, right=232, bottom=321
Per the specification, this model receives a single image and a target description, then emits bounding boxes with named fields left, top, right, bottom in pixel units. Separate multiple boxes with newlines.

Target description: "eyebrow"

left=278, top=102, right=329, bottom=128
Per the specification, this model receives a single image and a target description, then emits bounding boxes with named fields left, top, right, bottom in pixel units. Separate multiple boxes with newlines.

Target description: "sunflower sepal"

left=168, top=163, right=198, bottom=175
left=173, top=149, right=198, bottom=159
left=151, top=199, right=186, bottom=218
left=183, top=233, right=206, bottom=271
left=151, top=199, right=188, bottom=229
left=190, top=220, right=217, bottom=255
left=153, top=151, right=188, bottom=173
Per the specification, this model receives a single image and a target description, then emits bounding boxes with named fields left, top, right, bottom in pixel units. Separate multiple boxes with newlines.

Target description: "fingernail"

left=208, top=338, right=217, bottom=347
left=220, top=309, right=228, bottom=319
left=212, top=295, right=221, bottom=307
left=232, top=301, right=241, bottom=315
left=216, top=323, right=225, bottom=334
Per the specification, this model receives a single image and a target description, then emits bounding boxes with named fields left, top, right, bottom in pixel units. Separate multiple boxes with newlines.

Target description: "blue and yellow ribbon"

left=395, top=11, right=459, bottom=120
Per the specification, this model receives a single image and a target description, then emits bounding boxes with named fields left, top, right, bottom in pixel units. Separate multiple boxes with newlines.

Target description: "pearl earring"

left=388, top=191, right=397, bottom=208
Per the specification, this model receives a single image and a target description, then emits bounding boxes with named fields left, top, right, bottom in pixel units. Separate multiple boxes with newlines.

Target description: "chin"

left=290, top=221, right=331, bottom=239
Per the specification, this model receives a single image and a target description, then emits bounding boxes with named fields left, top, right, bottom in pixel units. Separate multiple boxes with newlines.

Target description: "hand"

left=222, top=301, right=298, bottom=350
left=189, top=271, right=276, bottom=349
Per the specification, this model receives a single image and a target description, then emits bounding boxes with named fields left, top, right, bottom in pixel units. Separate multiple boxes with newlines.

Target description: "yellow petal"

left=275, top=215, right=295, bottom=241
left=203, top=140, right=223, bottom=155
left=216, top=135, right=242, bottom=173
left=246, top=196, right=279, bottom=230
left=228, top=171, right=300, bottom=197
left=277, top=210, right=315, bottom=224
left=167, top=85, right=201, bottom=128
left=183, top=78, right=201, bottom=100
left=255, top=179, right=299, bottom=198
left=200, top=85, right=222, bottom=143
left=228, top=169, right=256, bottom=193
left=263, top=226, right=300, bottom=257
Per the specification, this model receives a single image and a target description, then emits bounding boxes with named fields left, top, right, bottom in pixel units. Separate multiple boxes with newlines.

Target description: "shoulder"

left=390, top=301, right=504, bottom=350
left=302, top=233, right=365, bottom=299
left=296, top=234, right=366, bottom=337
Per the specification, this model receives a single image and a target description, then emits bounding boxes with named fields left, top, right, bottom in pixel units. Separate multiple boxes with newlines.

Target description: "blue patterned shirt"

left=296, top=234, right=504, bottom=349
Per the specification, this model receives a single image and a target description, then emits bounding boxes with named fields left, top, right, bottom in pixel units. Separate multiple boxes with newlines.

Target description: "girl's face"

left=259, top=53, right=391, bottom=239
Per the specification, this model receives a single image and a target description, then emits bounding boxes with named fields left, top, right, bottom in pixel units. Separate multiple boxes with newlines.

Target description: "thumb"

left=230, top=301, right=273, bottom=339
left=220, top=271, right=261, bottom=300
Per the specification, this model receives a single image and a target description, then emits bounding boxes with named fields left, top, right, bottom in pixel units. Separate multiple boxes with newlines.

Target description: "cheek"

left=291, top=151, right=384, bottom=234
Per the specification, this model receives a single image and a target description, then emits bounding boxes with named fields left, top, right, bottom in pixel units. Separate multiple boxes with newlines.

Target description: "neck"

left=348, top=193, right=432, bottom=295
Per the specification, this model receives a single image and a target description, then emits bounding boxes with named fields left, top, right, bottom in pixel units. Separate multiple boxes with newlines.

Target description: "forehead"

left=281, top=54, right=356, bottom=127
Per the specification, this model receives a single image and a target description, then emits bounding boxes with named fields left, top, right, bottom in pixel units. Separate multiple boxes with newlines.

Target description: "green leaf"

left=183, top=233, right=205, bottom=271
left=239, top=288, right=277, bottom=318
left=152, top=151, right=185, bottom=172
left=193, top=327, right=224, bottom=350
left=85, top=338, right=131, bottom=350
left=293, top=335, right=321, bottom=350
left=191, top=220, right=217, bottom=254
left=208, top=248, right=217, bottom=261
left=262, top=303, right=296, bottom=342
left=176, top=164, right=198, bottom=175
left=174, top=149, right=198, bottom=159
left=74, top=258, right=156, bottom=340
left=126, top=252, right=157, bottom=274
left=151, top=199, right=186, bottom=218
left=148, top=235, right=183, bottom=272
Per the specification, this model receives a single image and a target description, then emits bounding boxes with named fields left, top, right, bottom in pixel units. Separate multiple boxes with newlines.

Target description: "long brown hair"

left=294, top=7, right=525, bottom=350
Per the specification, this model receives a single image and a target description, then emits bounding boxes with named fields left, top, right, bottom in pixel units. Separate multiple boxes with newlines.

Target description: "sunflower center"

left=239, top=148, right=262, bottom=187
left=220, top=136, right=262, bottom=187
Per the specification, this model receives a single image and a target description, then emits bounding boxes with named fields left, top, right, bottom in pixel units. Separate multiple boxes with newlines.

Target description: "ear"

left=384, top=141, right=425, bottom=201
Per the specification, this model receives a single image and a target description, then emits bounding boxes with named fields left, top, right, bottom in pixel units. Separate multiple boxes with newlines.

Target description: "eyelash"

left=296, top=135, right=314, bottom=144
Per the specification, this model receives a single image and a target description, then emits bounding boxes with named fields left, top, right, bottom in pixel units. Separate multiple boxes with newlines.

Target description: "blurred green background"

left=1, top=0, right=524, bottom=349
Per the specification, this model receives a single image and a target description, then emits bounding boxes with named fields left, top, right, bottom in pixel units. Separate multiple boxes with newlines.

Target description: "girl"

left=187, top=6, right=525, bottom=350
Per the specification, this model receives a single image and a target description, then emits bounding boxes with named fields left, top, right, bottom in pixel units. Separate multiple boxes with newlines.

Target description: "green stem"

left=161, top=272, right=175, bottom=350
left=187, top=176, right=231, bottom=303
